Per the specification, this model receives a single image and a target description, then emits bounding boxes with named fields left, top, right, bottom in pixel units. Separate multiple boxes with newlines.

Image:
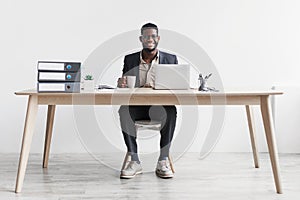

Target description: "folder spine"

left=37, top=82, right=81, bottom=93
left=38, top=61, right=81, bottom=72
left=38, top=71, right=81, bottom=82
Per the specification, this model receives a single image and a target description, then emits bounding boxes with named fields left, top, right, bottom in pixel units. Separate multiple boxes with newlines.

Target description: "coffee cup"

left=126, top=76, right=136, bottom=88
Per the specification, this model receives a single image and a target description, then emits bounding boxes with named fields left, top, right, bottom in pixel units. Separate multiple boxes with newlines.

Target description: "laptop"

left=154, top=64, right=190, bottom=90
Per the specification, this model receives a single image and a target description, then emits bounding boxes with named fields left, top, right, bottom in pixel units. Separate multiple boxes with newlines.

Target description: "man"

left=119, top=23, right=178, bottom=179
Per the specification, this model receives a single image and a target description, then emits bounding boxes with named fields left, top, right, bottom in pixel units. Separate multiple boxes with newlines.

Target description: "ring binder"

left=38, top=61, right=81, bottom=72
left=38, top=71, right=81, bottom=82
left=38, top=82, right=80, bottom=93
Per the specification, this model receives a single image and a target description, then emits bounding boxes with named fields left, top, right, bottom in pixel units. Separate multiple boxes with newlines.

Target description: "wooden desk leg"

left=15, top=95, right=38, bottom=193
left=168, top=155, right=175, bottom=173
left=43, top=105, right=56, bottom=168
left=245, top=105, right=260, bottom=168
left=260, top=96, right=282, bottom=194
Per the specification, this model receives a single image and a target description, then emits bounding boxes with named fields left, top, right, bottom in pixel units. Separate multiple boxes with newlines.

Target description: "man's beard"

left=143, top=47, right=156, bottom=53
left=143, top=42, right=158, bottom=53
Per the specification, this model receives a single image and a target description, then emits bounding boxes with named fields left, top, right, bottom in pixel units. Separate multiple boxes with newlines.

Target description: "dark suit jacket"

left=122, top=50, right=178, bottom=87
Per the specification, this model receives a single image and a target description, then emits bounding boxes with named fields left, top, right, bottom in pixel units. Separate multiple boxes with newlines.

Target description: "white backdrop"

left=1, top=0, right=300, bottom=153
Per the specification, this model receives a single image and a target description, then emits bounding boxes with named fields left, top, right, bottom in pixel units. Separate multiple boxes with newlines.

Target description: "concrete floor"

left=0, top=153, right=299, bottom=199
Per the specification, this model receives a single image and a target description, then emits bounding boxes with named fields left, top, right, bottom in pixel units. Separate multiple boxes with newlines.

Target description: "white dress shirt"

left=139, top=51, right=159, bottom=87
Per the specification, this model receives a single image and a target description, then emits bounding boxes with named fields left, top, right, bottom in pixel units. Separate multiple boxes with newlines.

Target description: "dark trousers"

left=119, top=105, right=177, bottom=161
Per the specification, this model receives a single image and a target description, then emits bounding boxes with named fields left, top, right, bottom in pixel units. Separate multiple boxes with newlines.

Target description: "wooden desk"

left=14, top=88, right=283, bottom=193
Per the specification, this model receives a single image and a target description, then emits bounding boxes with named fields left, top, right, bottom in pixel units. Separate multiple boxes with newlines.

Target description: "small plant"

left=84, top=74, right=94, bottom=80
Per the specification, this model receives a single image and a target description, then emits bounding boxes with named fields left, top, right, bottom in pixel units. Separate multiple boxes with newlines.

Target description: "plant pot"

left=83, top=80, right=95, bottom=91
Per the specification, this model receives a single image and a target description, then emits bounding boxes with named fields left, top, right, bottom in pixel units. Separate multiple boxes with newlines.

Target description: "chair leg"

left=168, top=155, right=175, bottom=173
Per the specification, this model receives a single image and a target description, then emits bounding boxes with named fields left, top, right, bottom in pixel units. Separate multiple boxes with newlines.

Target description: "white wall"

left=1, top=0, right=300, bottom=154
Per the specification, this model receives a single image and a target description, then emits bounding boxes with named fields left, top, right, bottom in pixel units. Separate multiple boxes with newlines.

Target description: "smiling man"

left=118, top=23, right=178, bottom=179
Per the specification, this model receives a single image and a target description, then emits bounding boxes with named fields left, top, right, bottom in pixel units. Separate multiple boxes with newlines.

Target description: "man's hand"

left=142, top=83, right=152, bottom=88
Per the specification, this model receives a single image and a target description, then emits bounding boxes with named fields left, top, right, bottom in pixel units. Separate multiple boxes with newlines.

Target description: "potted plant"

left=83, top=74, right=95, bottom=91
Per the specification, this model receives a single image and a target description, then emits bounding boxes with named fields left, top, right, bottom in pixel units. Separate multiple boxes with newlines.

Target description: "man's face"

left=140, top=28, right=160, bottom=52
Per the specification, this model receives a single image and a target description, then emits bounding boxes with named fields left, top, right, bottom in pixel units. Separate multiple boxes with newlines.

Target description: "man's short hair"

left=141, top=23, right=158, bottom=35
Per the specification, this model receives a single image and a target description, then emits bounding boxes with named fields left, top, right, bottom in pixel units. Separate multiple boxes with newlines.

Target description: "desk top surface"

left=15, top=88, right=283, bottom=96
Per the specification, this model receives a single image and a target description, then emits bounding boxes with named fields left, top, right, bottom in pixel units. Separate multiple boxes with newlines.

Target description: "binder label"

left=38, top=63, right=65, bottom=71
left=39, top=72, right=66, bottom=80
left=39, top=83, right=65, bottom=91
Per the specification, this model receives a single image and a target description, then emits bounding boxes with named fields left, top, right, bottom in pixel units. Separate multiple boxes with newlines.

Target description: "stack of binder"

left=37, top=61, right=81, bottom=93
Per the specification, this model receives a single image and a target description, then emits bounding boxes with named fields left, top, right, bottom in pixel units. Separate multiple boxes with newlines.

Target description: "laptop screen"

left=154, top=64, right=190, bottom=90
